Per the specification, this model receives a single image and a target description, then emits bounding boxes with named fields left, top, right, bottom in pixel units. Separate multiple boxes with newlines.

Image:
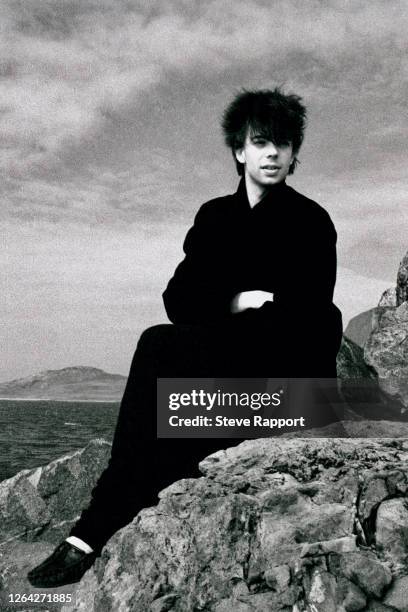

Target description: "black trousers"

left=70, top=312, right=342, bottom=552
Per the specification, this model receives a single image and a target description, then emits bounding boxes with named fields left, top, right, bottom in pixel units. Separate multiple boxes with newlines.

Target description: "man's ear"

left=288, top=150, right=298, bottom=174
left=235, top=148, right=245, bottom=164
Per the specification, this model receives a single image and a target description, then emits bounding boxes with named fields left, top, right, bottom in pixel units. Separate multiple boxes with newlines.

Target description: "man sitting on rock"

left=28, top=87, right=343, bottom=587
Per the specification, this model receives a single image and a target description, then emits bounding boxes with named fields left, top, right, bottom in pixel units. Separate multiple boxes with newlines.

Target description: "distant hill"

left=0, top=366, right=127, bottom=401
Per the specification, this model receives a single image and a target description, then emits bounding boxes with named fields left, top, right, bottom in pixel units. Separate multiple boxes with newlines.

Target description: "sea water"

left=0, top=400, right=119, bottom=481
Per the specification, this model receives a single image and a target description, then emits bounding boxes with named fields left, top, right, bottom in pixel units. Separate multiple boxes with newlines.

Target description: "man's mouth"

left=261, top=165, right=280, bottom=170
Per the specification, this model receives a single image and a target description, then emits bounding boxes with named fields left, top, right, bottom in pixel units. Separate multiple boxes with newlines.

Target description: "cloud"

left=0, top=0, right=406, bottom=180
left=2, top=0, right=407, bottom=379
left=2, top=148, right=222, bottom=226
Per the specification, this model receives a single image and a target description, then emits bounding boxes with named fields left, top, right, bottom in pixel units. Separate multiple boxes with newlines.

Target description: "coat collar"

left=236, top=177, right=289, bottom=211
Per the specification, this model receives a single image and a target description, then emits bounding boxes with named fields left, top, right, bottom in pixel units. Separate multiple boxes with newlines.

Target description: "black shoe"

left=27, top=541, right=96, bottom=588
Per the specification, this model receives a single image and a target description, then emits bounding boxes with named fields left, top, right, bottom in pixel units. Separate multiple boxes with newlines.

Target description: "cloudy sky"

left=1, top=0, right=407, bottom=381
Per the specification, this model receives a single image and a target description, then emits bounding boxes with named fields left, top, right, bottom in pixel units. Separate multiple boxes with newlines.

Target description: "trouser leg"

left=69, top=323, right=239, bottom=552
left=69, top=314, right=343, bottom=552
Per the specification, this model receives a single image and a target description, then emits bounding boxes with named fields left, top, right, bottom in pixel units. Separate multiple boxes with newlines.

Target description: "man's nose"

left=265, top=142, right=279, bottom=156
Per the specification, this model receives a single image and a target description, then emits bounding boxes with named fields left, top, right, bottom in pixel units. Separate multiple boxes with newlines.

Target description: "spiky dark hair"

left=221, top=88, right=307, bottom=175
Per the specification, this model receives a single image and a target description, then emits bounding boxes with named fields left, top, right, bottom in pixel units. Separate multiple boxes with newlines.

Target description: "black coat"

left=163, top=178, right=343, bottom=376
left=69, top=180, right=344, bottom=551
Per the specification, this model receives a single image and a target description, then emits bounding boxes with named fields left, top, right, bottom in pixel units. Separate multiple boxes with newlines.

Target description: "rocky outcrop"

left=0, top=440, right=110, bottom=611
left=336, top=331, right=406, bottom=419
left=336, top=335, right=376, bottom=380
left=379, top=288, right=397, bottom=308
left=60, top=438, right=408, bottom=612
left=342, top=250, right=408, bottom=413
left=287, top=419, right=408, bottom=438
left=0, top=439, right=110, bottom=544
left=380, top=251, right=408, bottom=308
left=344, top=309, right=378, bottom=349
left=365, top=302, right=408, bottom=410
left=397, top=253, right=408, bottom=306
left=345, top=249, right=408, bottom=348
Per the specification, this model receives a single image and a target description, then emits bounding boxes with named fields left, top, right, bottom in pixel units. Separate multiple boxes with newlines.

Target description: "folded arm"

left=162, top=203, right=235, bottom=324
left=163, top=201, right=339, bottom=325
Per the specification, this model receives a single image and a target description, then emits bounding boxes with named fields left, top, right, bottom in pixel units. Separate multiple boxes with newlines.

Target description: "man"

left=28, top=87, right=342, bottom=587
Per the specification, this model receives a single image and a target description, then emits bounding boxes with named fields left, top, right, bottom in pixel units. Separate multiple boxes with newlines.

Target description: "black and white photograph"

left=1, top=1, right=408, bottom=610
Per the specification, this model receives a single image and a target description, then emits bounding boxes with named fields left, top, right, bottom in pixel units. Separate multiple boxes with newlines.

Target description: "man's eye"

left=253, top=139, right=266, bottom=145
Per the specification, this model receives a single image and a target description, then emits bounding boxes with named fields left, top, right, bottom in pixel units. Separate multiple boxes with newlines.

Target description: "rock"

left=366, top=601, right=399, bottom=611
left=0, top=439, right=110, bottom=544
left=375, top=251, right=408, bottom=310
left=226, top=588, right=300, bottom=610
left=286, top=420, right=408, bottom=438
left=264, top=564, right=291, bottom=590
left=337, top=335, right=377, bottom=379
left=56, top=438, right=408, bottom=612
left=0, top=440, right=110, bottom=612
left=397, top=252, right=408, bottom=306
left=338, top=249, right=408, bottom=414
left=214, top=600, right=252, bottom=612
left=302, top=564, right=338, bottom=611
left=4, top=437, right=408, bottom=611
left=339, top=251, right=408, bottom=413
left=344, top=308, right=378, bottom=349
left=336, top=335, right=385, bottom=410
left=300, top=535, right=358, bottom=557
left=340, top=320, right=407, bottom=418
left=358, top=474, right=390, bottom=526
left=214, top=600, right=253, bottom=612
left=379, top=288, right=397, bottom=307
left=337, top=575, right=367, bottom=611
left=150, top=593, right=180, bottom=612
left=376, top=498, right=408, bottom=573
left=365, top=302, right=408, bottom=408
left=327, top=550, right=391, bottom=598
left=383, top=574, right=408, bottom=611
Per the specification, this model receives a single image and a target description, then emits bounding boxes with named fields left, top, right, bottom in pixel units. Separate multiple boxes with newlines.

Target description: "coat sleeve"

left=162, top=203, right=235, bottom=324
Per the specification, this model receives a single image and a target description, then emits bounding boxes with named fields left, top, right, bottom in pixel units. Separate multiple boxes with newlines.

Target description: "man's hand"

left=230, top=290, right=274, bottom=314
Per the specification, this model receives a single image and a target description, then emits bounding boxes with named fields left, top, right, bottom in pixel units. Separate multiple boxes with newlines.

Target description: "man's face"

left=235, top=131, right=294, bottom=189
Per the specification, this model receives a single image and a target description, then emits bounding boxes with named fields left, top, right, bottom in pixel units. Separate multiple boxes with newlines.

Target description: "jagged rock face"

left=344, top=308, right=378, bottom=349
left=0, top=439, right=110, bottom=544
left=336, top=334, right=378, bottom=409
left=67, top=438, right=408, bottom=612
left=365, top=302, right=408, bottom=408
left=337, top=335, right=407, bottom=419
left=0, top=440, right=110, bottom=612
left=397, top=253, right=408, bottom=306
left=377, top=250, right=408, bottom=309
left=345, top=250, right=408, bottom=412
left=337, top=335, right=377, bottom=380
left=379, top=288, right=397, bottom=308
